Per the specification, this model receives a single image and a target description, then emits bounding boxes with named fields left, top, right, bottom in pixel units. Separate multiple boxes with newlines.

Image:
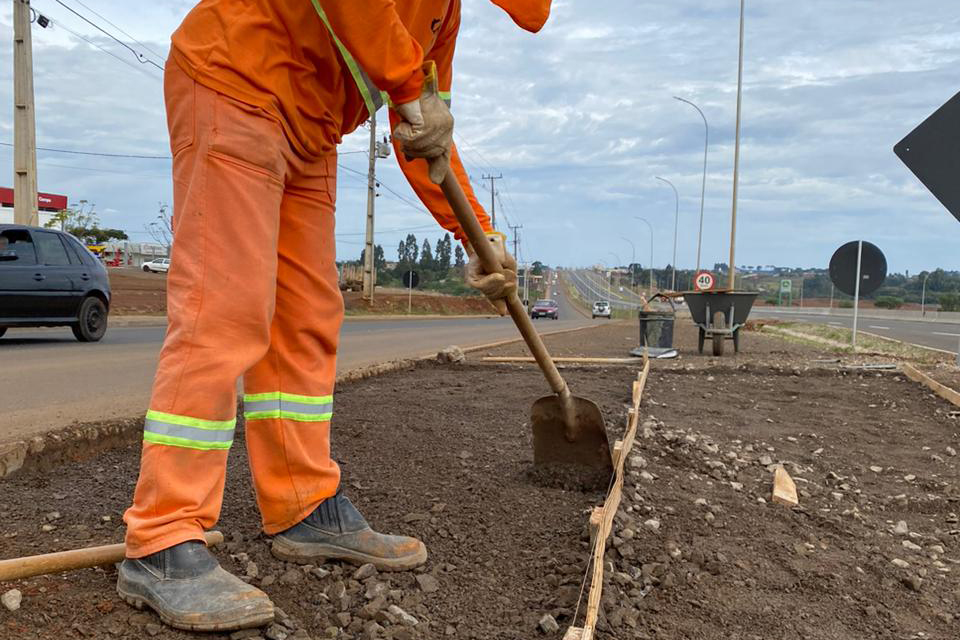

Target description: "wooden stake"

left=611, top=440, right=624, bottom=468
left=772, top=466, right=799, bottom=507
left=902, top=363, right=960, bottom=408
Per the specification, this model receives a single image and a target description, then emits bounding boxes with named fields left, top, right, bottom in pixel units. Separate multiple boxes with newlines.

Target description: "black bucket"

left=638, top=311, right=675, bottom=349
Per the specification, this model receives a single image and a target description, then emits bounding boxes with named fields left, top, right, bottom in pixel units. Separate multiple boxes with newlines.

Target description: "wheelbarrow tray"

left=683, top=291, right=758, bottom=329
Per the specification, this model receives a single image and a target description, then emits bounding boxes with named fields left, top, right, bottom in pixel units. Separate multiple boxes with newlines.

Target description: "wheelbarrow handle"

left=439, top=172, right=571, bottom=403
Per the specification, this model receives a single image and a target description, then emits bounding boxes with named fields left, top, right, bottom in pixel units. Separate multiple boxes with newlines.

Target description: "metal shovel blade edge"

left=531, top=394, right=613, bottom=473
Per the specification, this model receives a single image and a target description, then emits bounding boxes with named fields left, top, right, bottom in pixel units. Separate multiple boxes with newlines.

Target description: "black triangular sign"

left=894, top=91, right=960, bottom=223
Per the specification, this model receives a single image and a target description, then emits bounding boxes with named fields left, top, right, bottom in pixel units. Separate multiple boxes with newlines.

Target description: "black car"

left=0, top=224, right=111, bottom=341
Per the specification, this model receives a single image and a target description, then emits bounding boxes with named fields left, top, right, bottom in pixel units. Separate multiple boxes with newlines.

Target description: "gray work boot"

left=117, top=540, right=274, bottom=632
left=272, top=489, right=427, bottom=571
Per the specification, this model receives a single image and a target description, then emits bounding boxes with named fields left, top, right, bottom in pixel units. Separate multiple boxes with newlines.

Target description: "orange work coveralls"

left=124, top=0, right=550, bottom=557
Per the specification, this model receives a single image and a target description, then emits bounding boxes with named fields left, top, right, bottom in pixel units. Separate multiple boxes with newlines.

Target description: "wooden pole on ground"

left=0, top=531, right=224, bottom=582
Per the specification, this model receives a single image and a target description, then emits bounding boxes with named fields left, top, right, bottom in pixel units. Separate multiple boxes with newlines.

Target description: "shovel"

left=439, top=172, right=613, bottom=473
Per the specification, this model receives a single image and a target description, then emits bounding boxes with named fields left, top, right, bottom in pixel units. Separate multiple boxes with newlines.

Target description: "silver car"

left=592, top=301, right=611, bottom=319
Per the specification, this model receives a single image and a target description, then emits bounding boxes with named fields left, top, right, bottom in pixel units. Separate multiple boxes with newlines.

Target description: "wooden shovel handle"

left=440, top=172, right=573, bottom=408
left=0, top=531, right=224, bottom=582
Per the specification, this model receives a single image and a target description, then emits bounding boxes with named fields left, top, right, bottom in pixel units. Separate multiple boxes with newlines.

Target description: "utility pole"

left=362, top=115, right=379, bottom=301
left=728, top=0, right=746, bottom=290
left=507, top=223, right=522, bottom=259
left=13, top=0, right=39, bottom=226
left=508, top=222, right=524, bottom=304
left=482, top=173, right=502, bottom=230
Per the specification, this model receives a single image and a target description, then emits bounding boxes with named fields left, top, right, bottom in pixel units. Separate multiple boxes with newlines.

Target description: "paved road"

left=752, top=308, right=960, bottom=354
left=0, top=286, right=594, bottom=442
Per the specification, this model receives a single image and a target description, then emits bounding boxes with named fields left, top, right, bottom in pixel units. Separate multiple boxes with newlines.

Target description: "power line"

left=70, top=0, right=167, bottom=64
left=0, top=141, right=169, bottom=159
left=44, top=14, right=161, bottom=81
left=36, top=160, right=169, bottom=178
left=337, top=163, right=429, bottom=214
left=53, top=0, right=163, bottom=70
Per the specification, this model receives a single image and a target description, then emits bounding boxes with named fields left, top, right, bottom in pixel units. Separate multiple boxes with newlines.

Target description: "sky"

left=0, top=1, right=958, bottom=275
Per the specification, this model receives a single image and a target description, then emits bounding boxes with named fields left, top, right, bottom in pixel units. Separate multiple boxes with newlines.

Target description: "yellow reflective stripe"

left=310, top=0, right=387, bottom=116
left=144, top=432, right=232, bottom=451
left=245, top=410, right=333, bottom=423
left=243, top=392, right=333, bottom=405
left=144, top=410, right=235, bottom=430
left=438, top=90, right=451, bottom=106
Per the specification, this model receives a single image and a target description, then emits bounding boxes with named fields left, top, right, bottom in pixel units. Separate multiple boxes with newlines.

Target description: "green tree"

left=395, top=234, right=419, bottom=267
left=454, top=244, right=465, bottom=268
left=874, top=296, right=904, bottom=309
left=531, top=261, right=544, bottom=276
left=938, top=292, right=960, bottom=312
left=436, top=233, right=452, bottom=274
left=419, top=239, right=434, bottom=271
left=45, top=204, right=128, bottom=244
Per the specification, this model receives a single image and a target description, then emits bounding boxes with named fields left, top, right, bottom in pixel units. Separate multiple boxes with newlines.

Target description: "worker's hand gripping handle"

left=439, top=171, right=578, bottom=436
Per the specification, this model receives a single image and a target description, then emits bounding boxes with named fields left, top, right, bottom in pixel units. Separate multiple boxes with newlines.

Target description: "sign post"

left=402, top=270, right=419, bottom=315
left=778, top=279, right=792, bottom=307
left=851, top=241, right=863, bottom=347
left=694, top=270, right=715, bottom=292
left=829, top=240, right=886, bottom=349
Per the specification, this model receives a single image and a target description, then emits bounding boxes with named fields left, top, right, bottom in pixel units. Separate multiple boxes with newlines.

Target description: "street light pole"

left=674, top=96, right=708, bottom=274
left=620, top=236, right=635, bottom=288
left=728, top=0, right=746, bottom=291
left=921, top=272, right=930, bottom=316
left=634, top=217, right=655, bottom=298
left=655, top=176, right=679, bottom=291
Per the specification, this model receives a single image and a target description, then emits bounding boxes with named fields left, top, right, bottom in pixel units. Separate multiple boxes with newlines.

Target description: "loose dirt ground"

left=2, top=320, right=960, bottom=639
left=107, top=268, right=491, bottom=316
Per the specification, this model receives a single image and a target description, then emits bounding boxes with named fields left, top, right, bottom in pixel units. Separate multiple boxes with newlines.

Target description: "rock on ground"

left=2, top=588, right=22, bottom=612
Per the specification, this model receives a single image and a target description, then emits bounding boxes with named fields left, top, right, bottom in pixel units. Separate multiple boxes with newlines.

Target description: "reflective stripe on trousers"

left=243, top=392, right=333, bottom=422
left=143, top=410, right=235, bottom=450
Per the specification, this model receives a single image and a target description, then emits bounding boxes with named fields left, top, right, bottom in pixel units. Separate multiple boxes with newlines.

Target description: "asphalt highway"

left=751, top=308, right=960, bottom=354
left=1, top=286, right=594, bottom=442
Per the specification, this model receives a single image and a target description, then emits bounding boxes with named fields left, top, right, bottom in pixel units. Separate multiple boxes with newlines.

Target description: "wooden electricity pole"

left=362, top=115, right=377, bottom=301
left=482, top=173, right=502, bottom=231
left=13, top=0, right=39, bottom=226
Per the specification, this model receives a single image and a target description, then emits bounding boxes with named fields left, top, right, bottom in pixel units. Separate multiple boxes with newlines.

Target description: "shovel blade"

left=531, top=395, right=612, bottom=472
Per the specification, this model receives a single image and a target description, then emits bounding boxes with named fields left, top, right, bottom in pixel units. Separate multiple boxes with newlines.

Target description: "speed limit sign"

left=694, top=270, right=715, bottom=291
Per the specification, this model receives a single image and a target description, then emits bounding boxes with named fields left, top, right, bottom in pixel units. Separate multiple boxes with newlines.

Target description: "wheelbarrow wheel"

left=698, top=328, right=705, bottom=354
left=711, top=311, right=725, bottom=356
left=733, top=328, right=741, bottom=353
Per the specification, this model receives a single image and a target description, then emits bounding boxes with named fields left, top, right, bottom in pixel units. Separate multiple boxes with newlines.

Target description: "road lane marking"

left=933, top=331, right=960, bottom=337
left=828, top=322, right=842, bottom=326
left=868, top=325, right=890, bottom=330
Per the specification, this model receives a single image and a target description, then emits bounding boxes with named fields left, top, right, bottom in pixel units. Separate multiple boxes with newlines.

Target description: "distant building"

left=0, top=187, right=68, bottom=227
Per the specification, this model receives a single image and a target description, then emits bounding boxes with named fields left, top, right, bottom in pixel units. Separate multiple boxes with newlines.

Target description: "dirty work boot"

left=272, top=489, right=427, bottom=571
left=117, top=540, right=274, bottom=632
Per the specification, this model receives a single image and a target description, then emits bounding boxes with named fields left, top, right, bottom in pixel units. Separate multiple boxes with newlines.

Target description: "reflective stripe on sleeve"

left=310, top=0, right=388, bottom=116
left=243, top=392, right=333, bottom=422
left=143, top=410, right=235, bottom=450
left=439, top=91, right=451, bottom=107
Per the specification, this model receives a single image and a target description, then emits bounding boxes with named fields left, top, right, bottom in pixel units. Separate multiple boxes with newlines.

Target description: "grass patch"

left=764, top=322, right=947, bottom=363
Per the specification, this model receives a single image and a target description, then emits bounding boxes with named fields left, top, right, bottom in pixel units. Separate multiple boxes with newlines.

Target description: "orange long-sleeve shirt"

left=170, top=0, right=491, bottom=240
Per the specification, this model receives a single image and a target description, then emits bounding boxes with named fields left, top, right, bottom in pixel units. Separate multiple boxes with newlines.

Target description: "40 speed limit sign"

left=694, top=270, right=715, bottom=291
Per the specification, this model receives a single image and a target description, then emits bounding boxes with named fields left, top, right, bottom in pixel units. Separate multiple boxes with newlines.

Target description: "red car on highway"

left=530, top=299, right=559, bottom=320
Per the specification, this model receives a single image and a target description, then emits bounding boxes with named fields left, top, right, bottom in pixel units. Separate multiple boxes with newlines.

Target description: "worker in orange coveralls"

left=118, top=0, right=551, bottom=632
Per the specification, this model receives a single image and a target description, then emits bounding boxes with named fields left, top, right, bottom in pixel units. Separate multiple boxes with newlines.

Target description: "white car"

left=592, top=301, right=612, bottom=319
left=142, top=258, right=170, bottom=273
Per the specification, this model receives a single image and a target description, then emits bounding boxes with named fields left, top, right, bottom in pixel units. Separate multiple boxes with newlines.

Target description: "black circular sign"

left=829, top=241, right=886, bottom=297
left=402, top=270, right=419, bottom=288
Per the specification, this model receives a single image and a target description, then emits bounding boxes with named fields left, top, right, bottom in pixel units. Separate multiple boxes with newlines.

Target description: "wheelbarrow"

left=682, top=291, right=758, bottom=356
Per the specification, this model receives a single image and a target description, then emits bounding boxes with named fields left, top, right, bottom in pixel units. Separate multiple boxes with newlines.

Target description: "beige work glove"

left=393, top=65, right=454, bottom=185
left=466, top=232, right=518, bottom=316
